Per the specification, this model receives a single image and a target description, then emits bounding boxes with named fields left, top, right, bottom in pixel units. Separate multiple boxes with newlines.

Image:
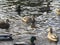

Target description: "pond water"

left=0, top=0, right=60, bottom=45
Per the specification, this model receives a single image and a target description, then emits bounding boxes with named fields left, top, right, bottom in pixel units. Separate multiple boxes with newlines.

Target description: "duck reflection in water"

left=46, top=2, right=51, bottom=14
left=31, top=15, right=36, bottom=29
left=16, top=4, right=21, bottom=15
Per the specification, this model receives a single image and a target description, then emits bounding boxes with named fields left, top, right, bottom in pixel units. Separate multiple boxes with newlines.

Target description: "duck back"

left=0, top=22, right=10, bottom=29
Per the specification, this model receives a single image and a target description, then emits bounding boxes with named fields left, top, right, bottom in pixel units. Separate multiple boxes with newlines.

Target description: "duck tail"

left=54, top=37, right=59, bottom=45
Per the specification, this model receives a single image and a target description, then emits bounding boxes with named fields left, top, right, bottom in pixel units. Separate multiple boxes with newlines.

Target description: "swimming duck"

left=22, top=16, right=37, bottom=28
left=55, top=8, right=60, bottom=15
left=0, top=19, right=10, bottom=30
left=22, top=16, right=32, bottom=23
left=14, top=36, right=36, bottom=45
left=47, top=27, right=58, bottom=43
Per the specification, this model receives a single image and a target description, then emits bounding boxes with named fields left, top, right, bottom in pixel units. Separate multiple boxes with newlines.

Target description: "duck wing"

left=51, top=34, right=57, bottom=39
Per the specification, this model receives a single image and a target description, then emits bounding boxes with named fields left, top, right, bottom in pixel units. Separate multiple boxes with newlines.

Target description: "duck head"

left=30, top=36, right=36, bottom=43
left=6, top=19, right=9, bottom=23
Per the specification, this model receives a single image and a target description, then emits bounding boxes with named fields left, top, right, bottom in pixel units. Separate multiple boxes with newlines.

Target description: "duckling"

left=55, top=8, right=60, bottom=15
left=30, top=36, right=36, bottom=45
left=0, top=19, right=10, bottom=30
left=47, top=27, right=58, bottom=43
left=22, top=16, right=32, bottom=23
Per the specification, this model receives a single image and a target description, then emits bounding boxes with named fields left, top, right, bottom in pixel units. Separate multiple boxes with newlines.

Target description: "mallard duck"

left=0, top=19, right=10, bottom=30
left=47, top=27, right=58, bottom=42
left=22, top=16, right=37, bottom=28
left=14, top=36, right=36, bottom=45
left=22, top=16, right=32, bottom=23
left=55, top=8, right=60, bottom=15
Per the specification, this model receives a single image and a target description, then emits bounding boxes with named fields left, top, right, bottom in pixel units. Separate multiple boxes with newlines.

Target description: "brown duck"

left=0, top=19, right=10, bottom=30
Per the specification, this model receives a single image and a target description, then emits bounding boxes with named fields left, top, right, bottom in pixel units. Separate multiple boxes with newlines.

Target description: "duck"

left=0, top=19, right=10, bottom=30
left=55, top=8, right=60, bottom=15
left=22, top=16, right=32, bottom=23
left=47, top=27, right=58, bottom=43
left=22, top=16, right=37, bottom=29
left=14, top=36, right=36, bottom=45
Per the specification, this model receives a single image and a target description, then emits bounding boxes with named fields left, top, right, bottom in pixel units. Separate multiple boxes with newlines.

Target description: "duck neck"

left=31, top=40, right=35, bottom=43
left=49, top=30, right=53, bottom=34
left=49, top=27, right=53, bottom=33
